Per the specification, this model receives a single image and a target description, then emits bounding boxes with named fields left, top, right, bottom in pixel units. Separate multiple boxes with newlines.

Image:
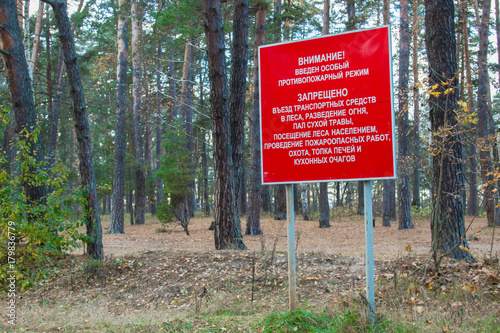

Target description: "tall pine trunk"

left=203, top=0, right=245, bottom=250
left=230, top=0, right=249, bottom=230
left=131, top=0, right=146, bottom=225
left=319, top=0, right=330, bottom=229
left=424, top=0, right=474, bottom=262
left=411, top=0, right=421, bottom=209
left=245, top=2, right=267, bottom=235
left=109, top=0, right=129, bottom=234
left=398, top=0, right=413, bottom=229
left=476, top=0, right=495, bottom=226
left=180, top=39, right=195, bottom=218
left=461, top=0, right=478, bottom=216
left=382, top=0, right=394, bottom=227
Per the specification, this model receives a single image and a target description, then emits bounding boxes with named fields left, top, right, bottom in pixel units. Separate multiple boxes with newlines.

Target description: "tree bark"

left=411, top=0, right=421, bottom=209
left=318, top=0, right=331, bottom=229
left=398, top=0, right=413, bottom=229
left=246, top=2, right=266, bottom=235
left=301, top=183, right=309, bottom=220
left=156, top=34, right=164, bottom=209
left=108, top=0, right=129, bottom=234
left=200, top=77, right=210, bottom=217
left=203, top=0, right=245, bottom=250
left=319, top=183, right=330, bottom=228
left=322, top=0, right=329, bottom=35
left=230, top=0, right=249, bottom=230
left=424, top=0, right=474, bottom=262
left=44, top=0, right=104, bottom=259
left=131, top=0, right=146, bottom=225
left=382, top=0, right=392, bottom=227
left=461, top=0, right=478, bottom=216
left=168, top=54, right=177, bottom=121
left=346, top=0, right=356, bottom=30
left=180, top=39, right=195, bottom=218
left=476, top=0, right=495, bottom=226
left=0, top=0, right=46, bottom=204
left=275, top=184, right=287, bottom=220
left=30, top=3, right=44, bottom=79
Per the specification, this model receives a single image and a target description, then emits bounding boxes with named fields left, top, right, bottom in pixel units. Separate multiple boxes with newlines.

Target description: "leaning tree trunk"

left=131, top=0, right=146, bottom=225
left=424, top=0, right=474, bottom=262
left=108, top=0, right=129, bottom=234
left=0, top=0, right=46, bottom=204
left=246, top=1, right=266, bottom=236
left=203, top=0, right=245, bottom=250
left=397, top=0, right=413, bottom=230
left=44, top=0, right=103, bottom=259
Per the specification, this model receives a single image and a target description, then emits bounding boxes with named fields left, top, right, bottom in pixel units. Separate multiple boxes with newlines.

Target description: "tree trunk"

left=131, top=0, right=146, bottom=225
left=302, top=183, right=309, bottom=220
left=382, top=0, right=392, bottom=227
left=47, top=46, right=64, bottom=167
left=275, top=184, right=287, bottom=220
left=203, top=0, right=245, bottom=250
left=461, top=0, right=478, bottom=216
left=476, top=0, right=495, bottom=226
left=240, top=161, right=247, bottom=215
left=319, top=183, right=330, bottom=228
left=29, top=3, right=44, bottom=79
left=322, top=0, right=330, bottom=35
left=398, top=0, right=413, bottom=230
left=262, top=185, right=271, bottom=212
left=180, top=39, right=195, bottom=218
left=45, top=0, right=104, bottom=260
left=156, top=35, right=164, bottom=209
left=357, top=181, right=364, bottom=215
left=346, top=0, right=356, bottom=30
left=411, top=0, right=421, bottom=209
left=45, top=18, right=53, bottom=130
left=424, top=0, right=474, bottom=262
left=317, top=0, right=331, bottom=228
left=109, top=0, right=129, bottom=234
left=1, top=0, right=46, bottom=204
left=273, top=0, right=282, bottom=42
left=168, top=54, right=177, bottom=121
left=230, top=0, right=249, bottom=228
left=200, top=78, right=210, bottom=217
left=496, top=0, right=500, bottom=87
left=144, top=74, right=153, bottom=215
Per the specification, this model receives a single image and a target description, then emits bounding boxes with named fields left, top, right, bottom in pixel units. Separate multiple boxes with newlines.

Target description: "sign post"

left=258, top=26, right=395, bottom=318
left=286, top=184, right=297, bottom=311
left=364, top=180, right=375, bottom=324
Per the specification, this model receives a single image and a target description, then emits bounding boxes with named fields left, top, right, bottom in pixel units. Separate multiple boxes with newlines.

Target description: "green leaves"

left=0, top=127, right=87, bottom=289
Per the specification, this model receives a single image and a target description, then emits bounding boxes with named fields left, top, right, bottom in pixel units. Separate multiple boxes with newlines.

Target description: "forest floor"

left=2, top=213, right=500, bottom=332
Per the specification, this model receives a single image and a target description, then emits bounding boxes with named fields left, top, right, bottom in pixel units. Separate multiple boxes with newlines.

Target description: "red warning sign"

left=259, top=26, right=396, bottom=184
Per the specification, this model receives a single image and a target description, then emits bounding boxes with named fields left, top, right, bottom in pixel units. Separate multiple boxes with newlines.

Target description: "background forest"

left=1, top=0, right=500, bottom=331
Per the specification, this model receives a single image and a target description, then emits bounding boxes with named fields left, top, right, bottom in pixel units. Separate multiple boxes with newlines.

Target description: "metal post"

left=364, top=180, right=375, bottom=324
left=286, top=183, right=297, bottom=312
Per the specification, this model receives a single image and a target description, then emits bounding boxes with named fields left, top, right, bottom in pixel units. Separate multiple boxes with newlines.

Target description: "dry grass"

left=2, top=214, right=499, bottom=332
